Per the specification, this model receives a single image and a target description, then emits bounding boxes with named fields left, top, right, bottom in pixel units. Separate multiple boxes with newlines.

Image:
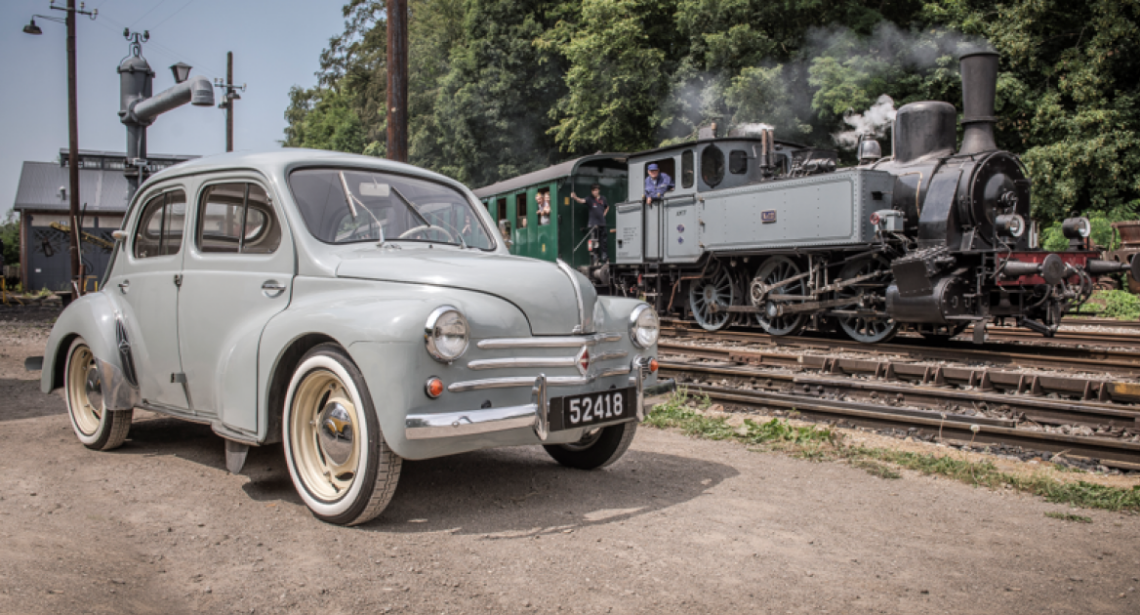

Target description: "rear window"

left=288, top=168, right=495, bottom=250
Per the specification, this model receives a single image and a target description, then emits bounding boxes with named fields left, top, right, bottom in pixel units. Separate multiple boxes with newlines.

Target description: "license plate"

left=548, top=387, right=635, bottom=432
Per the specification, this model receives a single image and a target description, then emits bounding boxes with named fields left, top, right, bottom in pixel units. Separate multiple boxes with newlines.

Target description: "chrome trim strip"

left=447, top=368, right=632, bottom=393
left=477, top=332, right=622, bottom=350
left=556, top=258, right=588, bottom=334
left=591, top=350, right=629, bottom=363
left=406, top=404, right=537, bottom=440
left=466, top=356, right=577, bottom=371
left=533, top=374, right=549, bottom=441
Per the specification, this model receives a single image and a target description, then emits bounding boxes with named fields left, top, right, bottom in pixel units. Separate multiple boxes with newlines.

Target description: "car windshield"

left=288, top=168, right=495, bottom=249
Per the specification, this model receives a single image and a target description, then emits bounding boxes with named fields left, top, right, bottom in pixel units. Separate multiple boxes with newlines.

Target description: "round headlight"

left=425, top=306, right=469, bottom=363
left=629, top=304, right=660, bottom=349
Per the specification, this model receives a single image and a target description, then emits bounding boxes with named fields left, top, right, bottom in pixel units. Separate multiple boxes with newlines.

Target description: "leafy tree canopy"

left=284, top=0, right=1140, bottom=225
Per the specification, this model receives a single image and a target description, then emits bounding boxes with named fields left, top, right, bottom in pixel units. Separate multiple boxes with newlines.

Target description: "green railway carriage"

left=473, top=154, right=628, bottom=269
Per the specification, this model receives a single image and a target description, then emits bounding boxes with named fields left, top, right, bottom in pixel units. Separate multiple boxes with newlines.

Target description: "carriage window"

left=198, top=183, right=281, bottom=254
left=729, top=150, right=748, bottom=175
left=701, top=145, right=725, bottom=188
left=516, top=193, right=528, bottom=230
left=133, top=189, right=186, bottom=259
left=682, top=150, right=694, bottom=188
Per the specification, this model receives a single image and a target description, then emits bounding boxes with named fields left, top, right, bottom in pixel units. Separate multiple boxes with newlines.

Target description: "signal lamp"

left=425, top=377, right=444, bottom=399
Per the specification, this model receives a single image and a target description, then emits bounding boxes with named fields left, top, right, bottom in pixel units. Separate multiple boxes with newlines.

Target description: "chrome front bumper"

left=404, top=374, right=677, bottom=441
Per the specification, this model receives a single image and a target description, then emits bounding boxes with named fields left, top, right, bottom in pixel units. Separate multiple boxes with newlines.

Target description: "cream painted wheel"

left=64, top=337, right=132, bottom=450
left=282, top=344, right=401, bottom=526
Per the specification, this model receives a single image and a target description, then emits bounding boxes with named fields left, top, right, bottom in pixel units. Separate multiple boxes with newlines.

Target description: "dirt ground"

left=2, top=307, right=1139, bottom=615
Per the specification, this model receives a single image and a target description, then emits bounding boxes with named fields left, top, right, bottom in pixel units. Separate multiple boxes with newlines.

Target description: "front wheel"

left=64, top=337, right=133, bottom=450
left=543, top=420, right=637, bottom=470
left=283, top=343, right=402, bottom=526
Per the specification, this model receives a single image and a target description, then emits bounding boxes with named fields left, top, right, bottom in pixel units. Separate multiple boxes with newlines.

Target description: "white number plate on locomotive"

left=548, top=387, right=634, bottom=431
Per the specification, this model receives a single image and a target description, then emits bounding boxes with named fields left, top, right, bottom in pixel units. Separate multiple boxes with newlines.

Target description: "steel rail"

left=660, top=328, right=1140, bottom=376
left=659, top=365, right=1140, bottom=466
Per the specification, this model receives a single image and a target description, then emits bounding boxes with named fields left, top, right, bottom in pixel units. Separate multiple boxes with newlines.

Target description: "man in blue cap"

left=644, top=163, right=674, bottom=204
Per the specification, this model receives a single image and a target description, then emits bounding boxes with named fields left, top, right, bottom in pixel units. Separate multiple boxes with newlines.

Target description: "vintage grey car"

left=35, top=149, right=672, bottom=526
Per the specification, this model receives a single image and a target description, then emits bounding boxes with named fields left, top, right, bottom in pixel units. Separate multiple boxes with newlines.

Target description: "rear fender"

left=41, top=292, right=140, bottom=410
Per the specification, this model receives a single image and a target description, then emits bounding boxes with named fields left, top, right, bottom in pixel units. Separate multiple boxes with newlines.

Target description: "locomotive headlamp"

left=1062, top=217, right=1092, bottom=239
left=424, top=306, right=469, bottom=363
left=995, top=214, right=1025, bottom=238
left=629, top=304, right=660, bottom=349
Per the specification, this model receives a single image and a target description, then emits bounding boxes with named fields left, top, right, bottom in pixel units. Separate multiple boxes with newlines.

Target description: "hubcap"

left=318, top=402, right=354, bottom=466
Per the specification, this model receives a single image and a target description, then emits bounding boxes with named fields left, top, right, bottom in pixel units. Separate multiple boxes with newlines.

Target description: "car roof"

left=139, top=148, right=466, bottom=194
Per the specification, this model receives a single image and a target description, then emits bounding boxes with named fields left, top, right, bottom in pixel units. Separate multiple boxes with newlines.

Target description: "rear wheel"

left=64, top=338, right=132, bottom=451
left=283, top=343, right=401, bottom=526
left=543, top=421, right=637, bottom=470
left=689, top=266, right=735, bottom=331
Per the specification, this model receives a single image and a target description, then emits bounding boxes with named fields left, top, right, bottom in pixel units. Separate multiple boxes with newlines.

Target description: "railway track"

left=657, top=359, right=1140, bottom=469
left=660, top=325, right=1140, bottom=376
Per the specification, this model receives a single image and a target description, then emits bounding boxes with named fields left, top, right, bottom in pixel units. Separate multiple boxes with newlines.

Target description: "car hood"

left=335, top=249, right=594, bottom=335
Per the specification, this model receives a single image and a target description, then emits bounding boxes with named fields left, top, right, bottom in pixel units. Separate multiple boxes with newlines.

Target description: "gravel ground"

left=3, top=307, right=1140, bottom=615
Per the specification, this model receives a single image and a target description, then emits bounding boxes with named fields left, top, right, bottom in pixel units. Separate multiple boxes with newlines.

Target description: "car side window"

left=197, top=182, right=281, bottom=254
left=133, top=189, right=186, bottom=259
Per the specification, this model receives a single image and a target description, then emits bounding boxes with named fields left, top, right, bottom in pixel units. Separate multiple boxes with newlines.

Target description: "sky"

left=0, top=0, right=348, bottom=219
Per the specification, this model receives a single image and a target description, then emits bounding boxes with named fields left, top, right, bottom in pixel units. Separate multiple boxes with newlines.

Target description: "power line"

left=150, top=0, right=202, bottom=30
left=129, top=0, right=172, bottom=28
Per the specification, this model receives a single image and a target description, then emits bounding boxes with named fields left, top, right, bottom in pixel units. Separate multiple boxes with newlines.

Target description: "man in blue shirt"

left=643, top=163, right=674, bottom=203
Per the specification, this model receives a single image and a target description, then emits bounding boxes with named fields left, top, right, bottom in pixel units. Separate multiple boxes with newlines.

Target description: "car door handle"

left=261, top=280, right=287, bottom=297
left=118, top=280, right=130, bottom=294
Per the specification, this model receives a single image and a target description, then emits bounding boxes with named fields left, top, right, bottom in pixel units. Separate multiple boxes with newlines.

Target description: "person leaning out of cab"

left=644, top=163, right=674, bottom=204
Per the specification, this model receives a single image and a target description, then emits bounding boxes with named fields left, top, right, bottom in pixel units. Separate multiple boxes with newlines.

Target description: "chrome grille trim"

left=477, top=332, right=621, bottom=350
left=467, top=357, right=577, bottom=371
left=466, top=350, right=626, bottom=371
left=447, top=366, right=632, bottom=393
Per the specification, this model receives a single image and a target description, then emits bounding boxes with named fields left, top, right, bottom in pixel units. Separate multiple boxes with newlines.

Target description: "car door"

left=178, top=178, right=294, bottom=436
left=105, top=186, right=188, bottom=408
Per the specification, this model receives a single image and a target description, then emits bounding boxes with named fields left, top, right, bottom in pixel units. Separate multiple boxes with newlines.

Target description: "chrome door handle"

left=261, top=280, right=287, bottom=297
left=118, top=280, right=130, bottom=294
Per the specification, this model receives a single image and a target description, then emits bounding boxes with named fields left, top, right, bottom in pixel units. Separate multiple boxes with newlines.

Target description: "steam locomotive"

left=475, top=51, right=1139, bottom=343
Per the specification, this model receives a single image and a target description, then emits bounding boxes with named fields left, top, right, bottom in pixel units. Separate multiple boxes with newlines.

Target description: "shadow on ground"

left=114, top=416, right=735, bottom=536
left=0, top=379, right=64, bottom=422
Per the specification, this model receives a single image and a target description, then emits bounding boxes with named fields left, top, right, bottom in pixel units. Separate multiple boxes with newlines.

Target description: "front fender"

left=41, top=292, right=139, bottom=410
left=256, top=277, right=533, bottom=447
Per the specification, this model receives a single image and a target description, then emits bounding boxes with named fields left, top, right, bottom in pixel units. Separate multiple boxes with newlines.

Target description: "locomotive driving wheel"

left=751, top=256, right=808, bottom=336
left=834, top=256, right=898, bottom=344
left=689, top=265, right=735, bottom=331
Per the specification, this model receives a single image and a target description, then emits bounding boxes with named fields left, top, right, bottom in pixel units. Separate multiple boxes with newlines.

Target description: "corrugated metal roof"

left=12, top=161, right=132, bottom=213
left=472, top=153, right=628, bottom=199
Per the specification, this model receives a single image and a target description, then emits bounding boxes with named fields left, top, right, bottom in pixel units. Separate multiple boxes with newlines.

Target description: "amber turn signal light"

left=425, top=377, right=444, bottom=398
left=648, top=358, right=659, bottom=373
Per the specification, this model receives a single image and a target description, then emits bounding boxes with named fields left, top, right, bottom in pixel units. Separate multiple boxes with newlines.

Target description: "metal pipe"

left=131, top=76, right=214, bottom=122
left=225, top=51, right=234, bottom=152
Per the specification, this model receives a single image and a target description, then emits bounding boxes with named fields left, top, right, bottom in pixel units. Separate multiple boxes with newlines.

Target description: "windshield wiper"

left=390, top=186, right=432, bottom=229
left=338, top=172, right=387, bottom=246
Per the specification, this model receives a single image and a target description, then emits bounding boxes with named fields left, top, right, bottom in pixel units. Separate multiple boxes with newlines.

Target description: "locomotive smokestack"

left=958, top=50, right=1000, bottom=155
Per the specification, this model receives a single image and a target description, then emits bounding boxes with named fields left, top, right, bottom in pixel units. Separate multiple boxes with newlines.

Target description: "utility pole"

left=387, top=0, right=408, bottom=162
left=215, top=52, right=244, bottom=152
left=23, top=0, right=97, bottom=294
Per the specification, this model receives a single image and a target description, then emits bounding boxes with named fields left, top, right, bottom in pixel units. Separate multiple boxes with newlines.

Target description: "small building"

left=12, top=149, right=196, bottom=291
